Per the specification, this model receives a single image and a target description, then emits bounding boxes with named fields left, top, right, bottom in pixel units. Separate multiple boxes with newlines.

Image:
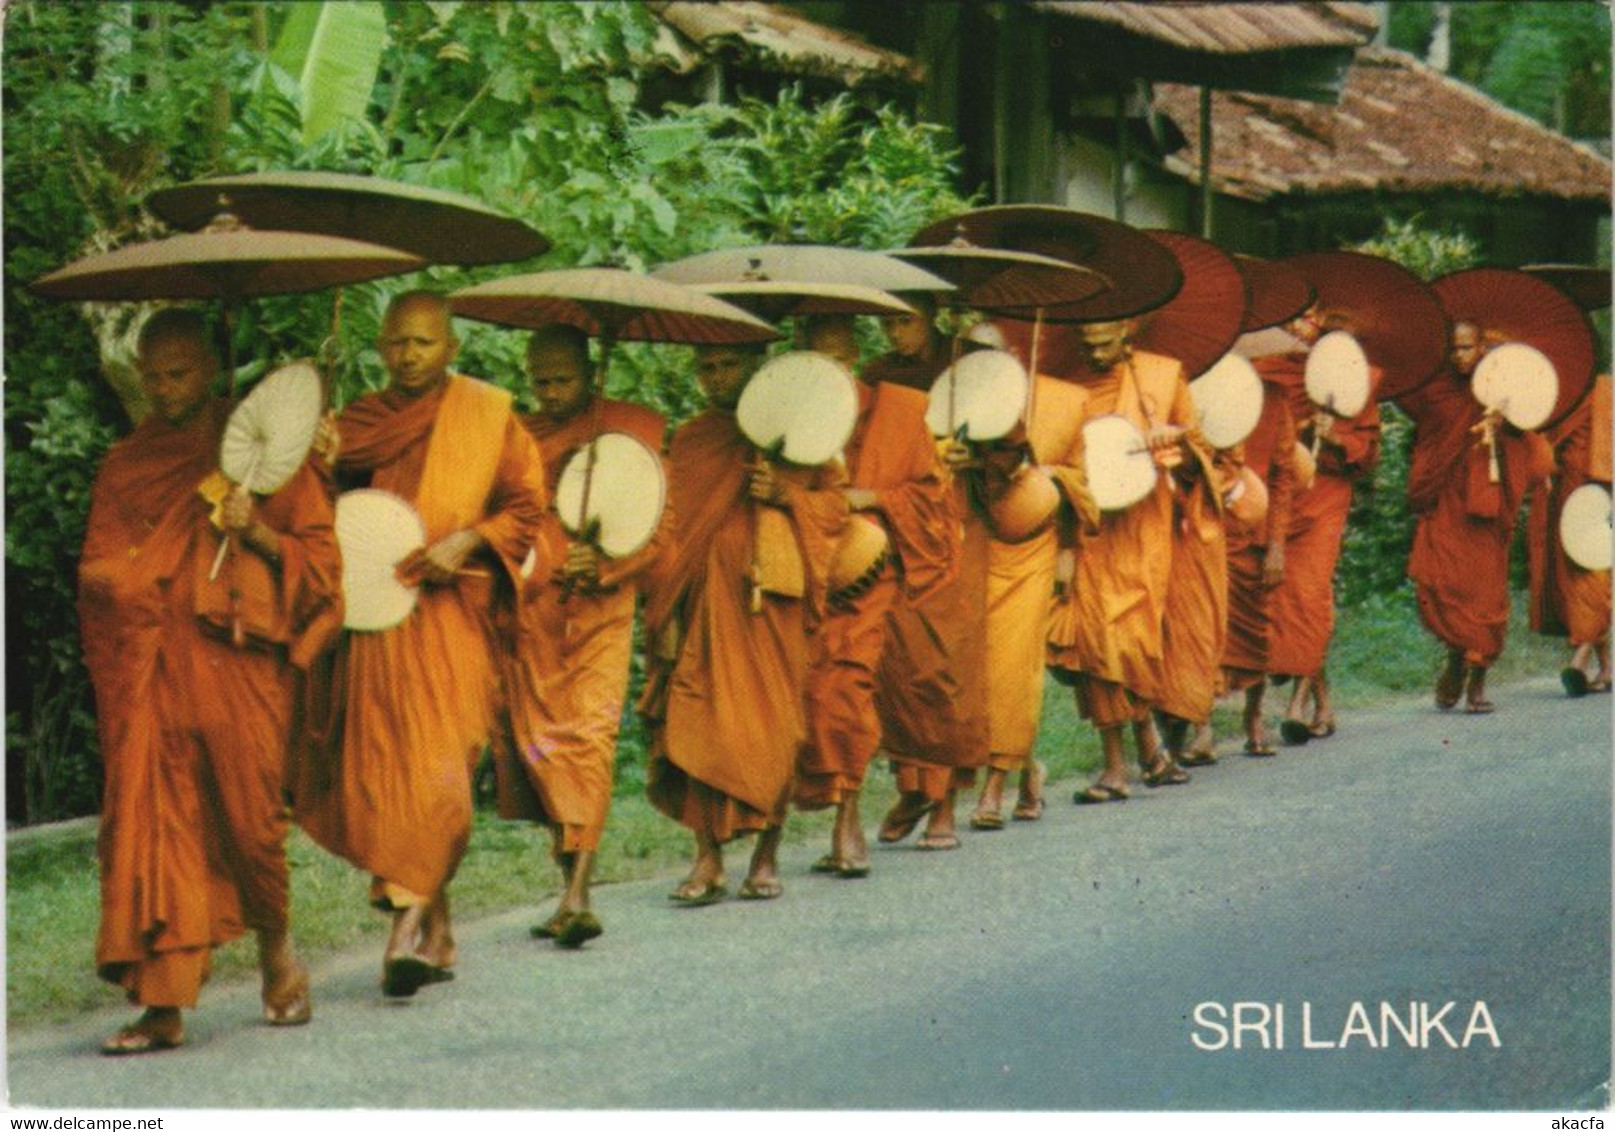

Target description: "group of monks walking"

left=76, top=208, right=1609, bottom=1057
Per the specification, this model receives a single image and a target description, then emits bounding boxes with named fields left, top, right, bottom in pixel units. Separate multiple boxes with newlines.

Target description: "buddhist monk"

left=1047, top=318, right=1211, bottom=802
left=1206, top=378, right=1299, bottom=758
left=1263, top=308, right=1382, bottom=743
left=1401, top=321, right=1553, bottom=712
left=642, top=342, right=846, bottom=901
left=80, top=309, right=341, bottom=1053
left=1529, top=374, right=1611, bottom=694
left=865, top=298, right=990, bottom=851
left=793, top=316, right=957, bottom=875
left=495, top=325, right=669, bottom=946
left=296, top=291, right=545, bottom=996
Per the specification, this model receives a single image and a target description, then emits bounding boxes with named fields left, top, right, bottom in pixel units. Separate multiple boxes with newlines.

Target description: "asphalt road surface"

left=8, top=675, right=1610, bottom=1111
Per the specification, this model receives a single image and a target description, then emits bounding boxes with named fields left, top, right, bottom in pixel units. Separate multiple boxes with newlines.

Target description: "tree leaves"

left=269, top=0, right=387, bottom=144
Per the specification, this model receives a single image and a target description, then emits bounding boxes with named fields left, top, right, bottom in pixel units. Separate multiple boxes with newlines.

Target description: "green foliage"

left=1351, top=215, right=1481, bottom=283
left=270, top=1, right=388, bottom=144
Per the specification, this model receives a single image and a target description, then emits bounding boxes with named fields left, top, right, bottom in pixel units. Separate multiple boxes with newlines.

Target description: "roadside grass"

left=4, top=584, right=1581, bottom=1028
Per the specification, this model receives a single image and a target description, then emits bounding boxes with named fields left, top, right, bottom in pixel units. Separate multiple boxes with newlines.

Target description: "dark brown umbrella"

left=1133, top=230, right=1248, bottom=380
left=1234, top=254, right=1315, bottom=332
left=1432, top=267, right=1597, bottom=430
left=887, top=241, right=1109, bottom=311
left=147, top=171, right=549, bottom=266
left=1520, top=264, right=1612, bottom=313
left=688, top=280, right=915, bottom=322
left=1281, top=251, right=1450, bottom=401
left=652, top=245, right=953, bottom=295
left=908, top=206, right=1182, bottom=322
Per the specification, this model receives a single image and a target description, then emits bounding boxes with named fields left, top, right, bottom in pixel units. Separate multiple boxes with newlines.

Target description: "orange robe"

left=795, top=380, right=955, bottom=808
left=495, top=398, right=669, bottom=853
left=1222, top=377, right=1299, bottom=686
left=1529, top=375, right=1611, bottom=646
left=80, top=399, right=341, bottom=1007
left=984, top=375, right=1091, bottom=769
left=1402, top=369, right=1553, bottom=665
left=1263, top=352, right=1381, bottom=679
left=296, top=376, right=545, bottom=907
left=643, top=409, right=846, bottom=842
left=1156, top=455, right=1228, bottom=726
left=1048, top=350, right=1210, bottom=728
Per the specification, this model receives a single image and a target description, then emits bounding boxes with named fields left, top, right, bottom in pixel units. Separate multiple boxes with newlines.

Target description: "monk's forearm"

left=240, top=519, right=283, bottom=566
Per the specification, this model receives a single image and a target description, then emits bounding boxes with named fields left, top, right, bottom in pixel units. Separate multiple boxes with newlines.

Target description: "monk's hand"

left=312, top=411, right=341, bottom=468
left=560, top=540, right=601, bottom=583
left=1262, top=544, right=1286, bottom=587
left=1312, top=411, right=1337, bottom=444
left=221, top=484, right=255, bottom=534
left=940, top=438, right=976, bottom=471
left=413, top=528, right=485, bottom=585
left=1053, top=547, right=1076, bottom=600
left=843, top=487, right=879, bottom=512
left=749, top=462, right=788, bottom=506
left=1145, top=424, right=1185, bottom=469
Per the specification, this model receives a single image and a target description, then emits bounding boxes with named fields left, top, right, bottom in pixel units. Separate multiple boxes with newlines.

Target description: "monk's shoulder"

left=600, top=398, right=667, bottom=448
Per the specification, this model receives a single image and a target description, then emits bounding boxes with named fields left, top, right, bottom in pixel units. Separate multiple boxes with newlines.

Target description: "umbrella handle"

left=748, top=449, right=770, bottom=614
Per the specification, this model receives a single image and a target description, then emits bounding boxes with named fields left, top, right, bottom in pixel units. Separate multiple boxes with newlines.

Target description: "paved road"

left=8, top=677, right=1610, bottom=1111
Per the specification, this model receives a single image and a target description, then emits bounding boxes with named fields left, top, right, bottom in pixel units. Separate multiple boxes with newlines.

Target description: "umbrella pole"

left=222, top=299, right=239, bottom=399
left=563, top=331, right=614, bottom=608
left=1026, top=307, right=1044, bottom=436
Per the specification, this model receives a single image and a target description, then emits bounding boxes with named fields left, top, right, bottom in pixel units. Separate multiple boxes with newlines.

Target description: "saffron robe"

left=1047, top=350, right=1210, bottom=728
left=80, top=399, right=341, bottom=1006
left=795, top=380, right=955, bottom=808
left=1529, top=375, right=1612, bottom=647
left=1156, top=454, right=1229, bottom=726
left=296, top=376, right=545, bottom=906
left=1222, top=379, right=1299, bottom=686
left=1402, top=369, right=1553, bottom=665
left=496, top=397, right=670, bottom=852
left=643, top=410, right=846, bottom=841
left=1263, top=352, right=1381, bottom=679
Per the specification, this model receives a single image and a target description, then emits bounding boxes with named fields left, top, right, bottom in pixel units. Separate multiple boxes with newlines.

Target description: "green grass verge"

left=4, top=584, right=1577, bottom=1028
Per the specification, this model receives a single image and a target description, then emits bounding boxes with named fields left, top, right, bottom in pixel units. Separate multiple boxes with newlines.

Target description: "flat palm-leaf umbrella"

left=652, top=245, right=952, bottom=295
left=688, top=280, right=916, bottom=322
left=148, top=170, right=549, bottom=265
left=1135, top=229, right=1248, bottom=380
left=1520, top=264, right=1612, bottom=313
left=1234, top=255, right=1315, bottom=333
left=888, top=241, right=1110, bottom=312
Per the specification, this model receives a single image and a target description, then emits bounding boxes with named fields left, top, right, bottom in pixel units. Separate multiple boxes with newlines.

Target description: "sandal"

left=1243, top=738, right=1277, bottom=758
left=554, top=910, right=603, bottom=949
left=877, top=798, right=937, bottom=844
left=969, top=808, right=1006, bottom=831
left=1012, top=762, right=1047, bottom=820
left=915, top=832, right=961, bottom=850
left=101, top=1012, right=184, bottom=1056
left=1142, top=760, right=1190, bottom=787
left=1074, top=783, right=1129, bottom=805
left=1308, top=717, right=1337, bottom=739
left=262, top=962, right=312, bottom=1026
left=810, top=853, right=845, bottom=874
left=737, top=877, right=783, bottom=900
left=1178, top=748, right=1218, bottom=767
left=669, top=879, right=728, bottom=906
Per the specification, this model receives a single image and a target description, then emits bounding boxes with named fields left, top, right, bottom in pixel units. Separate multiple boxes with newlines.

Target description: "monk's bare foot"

left=1435, top=650, right=1464, bottom=710
left=740, top=828, right=784, bottom=899
left=671, top=840, right=726, bottom=904
left=1012, top=760, right=1046, bottom=819
left=102, top=1007, right=184, bottom=1055
left=258, top=929, right=312, bottom=1026
left=917, top=793, right=960, bottom=850
left=1179, top=722, right=1217, bottom=766
left=832, top=797, right=870, bottom=875
left=877, top=791, right=935, bottom=844
left=1464, top=664, right=1494, bottom=714
left=970, top=768, right=1007, bottom=830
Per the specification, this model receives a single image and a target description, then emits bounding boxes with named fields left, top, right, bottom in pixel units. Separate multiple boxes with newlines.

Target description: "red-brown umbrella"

left=1233, top=254, right=1315, bottom=332
left=1281, top=251, right=1449, bottom=401
left=908, top=206, right=1182, bottom=322
left=1133, top=230, right=1248, bottom=380
left=148, top=170, right=549, bottom=266
left=1520, top=264, right=1612, bottom=313
left=1432, top=267, right=1597, bottom=429
left=887, top=240, right=1109, bottom=311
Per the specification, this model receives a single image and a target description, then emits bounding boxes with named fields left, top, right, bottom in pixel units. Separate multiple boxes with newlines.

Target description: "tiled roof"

left=1154, top=47, right=1612, bottom=203
left=648, top=2, right=924, bottom=88
left=1032, top=2, right=1376, bottom=54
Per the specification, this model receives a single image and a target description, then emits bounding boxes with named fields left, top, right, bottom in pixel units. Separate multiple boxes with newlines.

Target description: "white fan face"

left=925, top=349, right=1028, bottom=440
left=1560, top=482, right=1612, bottom=571
left=736, top=351, right=858, bottom=466
left=554, top=431, right=667, bottom=559
left=1083, top=414, right=1158, bottom=511
left=219, top=360, right=324, bottom=494
left=334, top=489, right=425, bottom=631
left=1304, top=331, right=1371, bottom=418
left=1473, top=342, right=1559, bottom=432
left=1191, top=353, right=1264, bottom=450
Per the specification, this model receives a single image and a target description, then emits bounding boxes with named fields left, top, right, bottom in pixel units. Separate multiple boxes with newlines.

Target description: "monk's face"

left=379, top=299, right=458, bottom=397
left=880, top=310, right=933, bottom=359
left=1451, top=321, right=1483, bottom=377
left=1288, top=304, right=1323, bottom=345
left=527, top=342, right=592, bottom=423
left=695, top=345, right=758, bottom=410
left=138, top=332, right=217, bottom=427
left=805, top=322, right=860, bottom=374
left=1077, top=319, right=1135, bottom=372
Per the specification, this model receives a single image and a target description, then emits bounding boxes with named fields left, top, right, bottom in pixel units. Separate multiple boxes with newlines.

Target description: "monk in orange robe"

left=643, top=343, right=847, bottom=901
left=80, top=309, right=341, bottom=1053
left=866, top=297, right=992, bottom=850
left=792, top=317, right=957, bottom=875
left=494, top=325, right=669, bottom=946
left=1529, top=374, right=1611, bottom=695
left=1210, top=376, right=1298, bottom=757
left=1047, top=319, right=1212, bottom=802
left=1263, top=311, right=1382, bottom=742
left=295, top=292, right=545, bottom=996
left=1401, top=321, right=1554, bottom=711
